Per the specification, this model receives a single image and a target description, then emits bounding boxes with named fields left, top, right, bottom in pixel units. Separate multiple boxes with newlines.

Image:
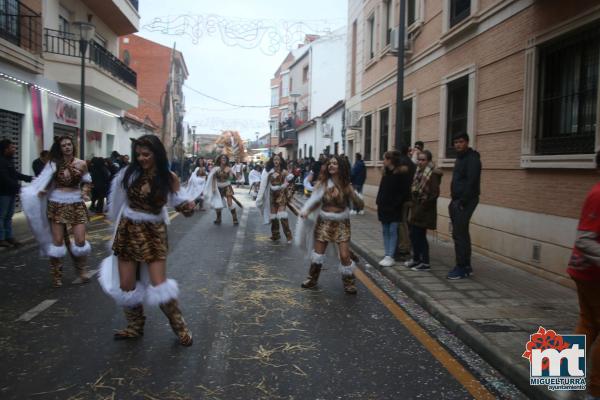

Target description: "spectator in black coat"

left=376, top=150, right=411, bottom=267
left=89, top=157, right=111, bottom=213
left=447, top=132, right=481, bottom=280
left=350, top=153, right=367, bottom=214
left=0, top=139, right=32, bottom=247
left=394, top=144, right=417, bottom=260
left=32, top=150, right=49, bottom=176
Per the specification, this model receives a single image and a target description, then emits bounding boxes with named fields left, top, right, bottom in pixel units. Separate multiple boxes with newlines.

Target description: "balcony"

left=44, top=29, right=136, bottom=88
left=80, top=0, right=139, bottom=35
left=0, top=0, right=43, bottom=73
left=43, top=28, right=137, bottom=109
left=278, top=126, right=297, bottom=147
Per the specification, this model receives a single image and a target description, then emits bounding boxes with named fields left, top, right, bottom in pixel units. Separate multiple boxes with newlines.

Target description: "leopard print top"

left=54, top=161, right=83, bottom=188
left=128, top=171, right=166, bottom=215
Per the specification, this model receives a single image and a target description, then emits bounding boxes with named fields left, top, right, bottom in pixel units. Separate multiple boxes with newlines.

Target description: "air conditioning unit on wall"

left=346, top=111, right=362, bottom=128
left=390, top=27, right=414, bottom=55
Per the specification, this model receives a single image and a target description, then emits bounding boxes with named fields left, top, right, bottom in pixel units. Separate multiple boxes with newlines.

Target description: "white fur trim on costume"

left=300, top=183, right=325, bottom=215
left=47, top=244, right=67, bottom=258
left=168, top=190, right=191, bottom=208
left=277, top=211, right=288, bottom=219
left=286, top=173, right=295, bottom=182
left=319, top=209, right=350, bottom=221
left=256, top=169, right=272, bottom=225
left=311, top=251, right=325, bottom=264
left=217, top=181, right=231, bottom=188
left=122, top=206, right=165, bottom=223
left=81, top=173, right=92, bottom=183
left=145, top=279, right=180, bottom=306
left=270, top=184, right=284, bottom=191
left=107, top=168, right=129, bottom=223
left=339, top=261, right=356, bottom=277
left=48, top=189, right=83, bottom=204
left=70, top=241, right=91, bottom=257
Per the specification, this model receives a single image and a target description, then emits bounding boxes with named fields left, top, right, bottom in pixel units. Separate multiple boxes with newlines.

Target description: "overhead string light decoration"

left=142, top=14, right=345, bottom=56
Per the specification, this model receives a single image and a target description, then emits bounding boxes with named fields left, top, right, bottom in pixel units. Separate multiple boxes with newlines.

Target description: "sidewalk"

left=293, top=195, right=580, bottom=400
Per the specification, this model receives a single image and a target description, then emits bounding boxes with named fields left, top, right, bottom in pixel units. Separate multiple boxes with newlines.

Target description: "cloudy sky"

left=137, top=0, right=347, bottom=140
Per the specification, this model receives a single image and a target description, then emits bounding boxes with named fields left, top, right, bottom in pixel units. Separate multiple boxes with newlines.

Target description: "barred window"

left=450, top=0, right=470, bottom=28
left=379, top=108, right=389, bottom=160
left=446, top=76, right=469, bottom=158
left=401, top=99, right=413, bottom=148
left=536, top=23, right=599, bottom=155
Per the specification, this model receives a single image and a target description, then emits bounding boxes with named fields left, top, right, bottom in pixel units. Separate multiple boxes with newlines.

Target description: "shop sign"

left=55, top=100, right=78, bottom=125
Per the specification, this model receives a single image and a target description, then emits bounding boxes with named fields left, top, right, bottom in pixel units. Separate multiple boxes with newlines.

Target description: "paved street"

left=0, top=190, right=526, bottom=399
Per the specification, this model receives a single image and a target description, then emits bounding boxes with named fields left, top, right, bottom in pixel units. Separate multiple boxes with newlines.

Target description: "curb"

left=350, top=242, right=572, bottom=400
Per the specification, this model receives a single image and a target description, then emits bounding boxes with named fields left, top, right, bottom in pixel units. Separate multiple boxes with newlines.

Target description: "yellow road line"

left=90, top=215, right=104, bottom=222
left=169, top=212, right=179, bottom=221
left=354, top=268, right=496, bottom=400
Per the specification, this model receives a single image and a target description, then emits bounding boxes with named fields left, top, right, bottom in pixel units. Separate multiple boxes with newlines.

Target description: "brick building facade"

left=346, top=0, right=600, bottom=284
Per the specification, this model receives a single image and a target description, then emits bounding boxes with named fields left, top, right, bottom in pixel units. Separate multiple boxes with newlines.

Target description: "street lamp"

left=73, top=21, right=95, bottom=160
left=289, top=92, right=301, bottom=121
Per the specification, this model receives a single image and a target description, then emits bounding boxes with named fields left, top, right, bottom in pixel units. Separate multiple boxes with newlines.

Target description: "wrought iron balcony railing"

left=44, top=28, right=137, bottom=89
left=0, top=0, right=41, bottom=54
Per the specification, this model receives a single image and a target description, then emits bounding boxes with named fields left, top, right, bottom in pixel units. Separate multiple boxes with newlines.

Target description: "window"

left=536, top=23, right=599, bottom=155
left=0, top=0, right=19, bottom=42
left=304, top=143, right=307, bottom=157
left=364, top=114, right=372, bottom=161
left=450, top=0, right=470, bottom=28
left=58, top=5, right=71, bottom=35
left=299, top=149, right=302, bottom=159
left=271, top=87, right=279, bottom=106
left=446, top=76, right=469, bottom=158
left=123, top=50, right=131, bottom=66
left=309, top=145, right=313, bottom=158
left=383, top=0, right=392, bottom=46
left=302, top=65, right=309, bottom=83
left=334, top=142, right=339, bottom=155
left=379, top=108, right=389, bottom=160
left=281, top=73, right=290, bottom=97
left=351, top=20, right=357, bottom=97
left=367, top=14, right=375, bottom=60
left=94, top=32, right=107, bottom=49
left=401, top=99, right=413, bottom=147
left=407, top=0, right=416, bottom=27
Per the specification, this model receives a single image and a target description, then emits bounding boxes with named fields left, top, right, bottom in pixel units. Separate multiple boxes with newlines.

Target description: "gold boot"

left=50, top=258, right=63, bottom=288
left=159, top=299, right=193, bottom=346
left=301, top=263, right=322, bottom=288
left=213, top=209, right=222, bottom=225
left=231, top=208, right=239, bottom=225
left=114, top=305, right=145, bottom=339
left=270, top=218, right=280, bottom=241
left=280, top=218, right=293, bottom=243
left=73, top=257, right=90, bottom=284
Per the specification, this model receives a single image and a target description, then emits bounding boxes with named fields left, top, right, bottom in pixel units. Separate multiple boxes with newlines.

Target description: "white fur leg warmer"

left=311, top=251, right=325, bottom=265
left=47, top=244, right=67, bottom=258
left=70, top=241, right=91, bottom=257
left=277, top=211, right=288, bottom=219
left=145, top=279, right=179, bottom=306
left=339, top=261, right=356, bottom=277
left=270, top=213, right=277, bottom=220
left=113, top=285, right=146, bottom=307
left=230, top=204, right=236, bottom=211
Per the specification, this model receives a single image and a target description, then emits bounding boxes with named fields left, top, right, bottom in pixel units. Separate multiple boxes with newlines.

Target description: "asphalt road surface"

left=0, top=190, right=523, bottom=399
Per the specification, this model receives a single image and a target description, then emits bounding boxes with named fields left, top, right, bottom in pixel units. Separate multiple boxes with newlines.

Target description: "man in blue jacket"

left=447, top=132, right=481, bottom=280
left=350, top=153, right=366, bottom=214
left=0, top=139, right=32, bottom=247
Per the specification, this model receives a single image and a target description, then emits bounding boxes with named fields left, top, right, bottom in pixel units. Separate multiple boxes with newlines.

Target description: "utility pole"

left=394, top=0, right=407, bottom=150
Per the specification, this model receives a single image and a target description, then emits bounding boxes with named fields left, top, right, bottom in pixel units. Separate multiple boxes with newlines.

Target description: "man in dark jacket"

left=32, top=150, right=49, bottom=176
left=394, top=145, right=417, bottom=260
left=0, top=139, right=32, bottom=247
left=350, top=153, right=366, bottom=214
left=447, top=132, right=481, bottom=280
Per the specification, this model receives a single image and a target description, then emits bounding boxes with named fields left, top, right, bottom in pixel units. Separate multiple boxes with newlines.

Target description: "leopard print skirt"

left=47, top=201, right=89, bottom=225
left=270, top=189, right=288, bottom=209
left=218, top=185, right=234, bottom=198
left=314, top=216, right=351, bottom=243
left=112, top=217, right=168, bottom=263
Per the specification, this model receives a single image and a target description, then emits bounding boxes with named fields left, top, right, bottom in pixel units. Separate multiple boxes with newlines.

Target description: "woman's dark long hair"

left=49, top=135, right=76, bottom=163
left=123, top=135, right=175, bottom=202
left=214, top=154, right=229, bottom=168
left=382, top=150, right=402, bottom=176
left=318, top=154, right=351, bottom=188
left=265, top=154, right=287, bottom=171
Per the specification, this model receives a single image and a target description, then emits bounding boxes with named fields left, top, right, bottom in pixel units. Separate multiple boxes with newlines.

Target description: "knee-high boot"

left=301, top=251, right=325, bottom=288
left=340, top=261, right=358, bottom=295
left=70, top=241, right=91, bottom=284
left=159, top=299, right=193, bottom=346
left=114, top=305, right=146, bottom=339
left=214, top=209, right=222, bottom=224
left=280, top=218, right=292, bottom=243
left=231, top=207, right=239, bottom=225
left=48, top=244, right=67, bottom=288
left=270, top=218, right=280, bottom=241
